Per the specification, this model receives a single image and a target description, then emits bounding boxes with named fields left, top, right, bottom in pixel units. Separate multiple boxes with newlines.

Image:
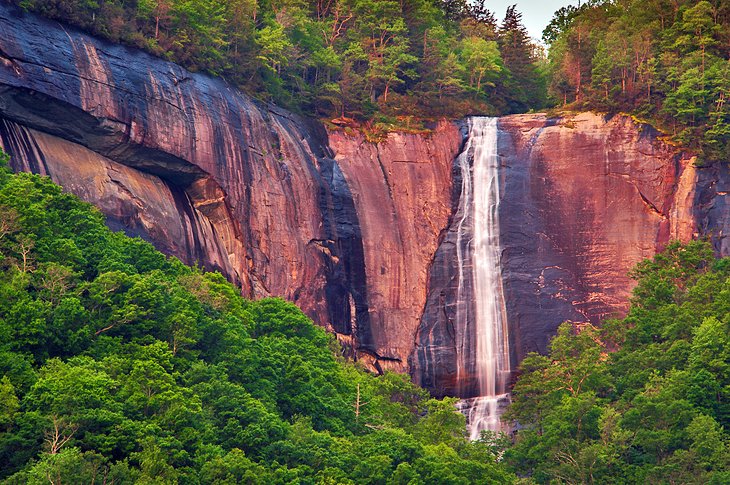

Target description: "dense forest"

left=0, top=152, right=515, bottom=483
left=545, top=0, right=730, bottom=161
left=12, top=0, right=729, bottom=158
left=11, top=0, right=547, bottom=122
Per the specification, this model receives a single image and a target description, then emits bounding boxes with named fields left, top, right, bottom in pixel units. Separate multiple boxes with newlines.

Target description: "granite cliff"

left=1, top=4, right=727, bottom=395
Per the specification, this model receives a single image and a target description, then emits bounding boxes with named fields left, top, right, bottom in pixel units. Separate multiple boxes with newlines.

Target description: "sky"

left=486, top=0, right=580, bottom=41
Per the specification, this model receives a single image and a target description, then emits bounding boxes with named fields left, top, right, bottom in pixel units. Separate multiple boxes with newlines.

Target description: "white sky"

left=485, top=0, right=580, bottom=41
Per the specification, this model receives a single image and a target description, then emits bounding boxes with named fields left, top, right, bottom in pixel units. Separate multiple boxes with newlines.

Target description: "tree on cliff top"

left=496, top=5, right=548, bottom=112
left=543, top=0, right=730, bottom=161
left=13, top=0, right=548, bottom=122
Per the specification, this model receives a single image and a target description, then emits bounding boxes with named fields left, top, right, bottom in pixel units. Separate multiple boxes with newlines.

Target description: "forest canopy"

left=543, top=0, right=730, bottom=161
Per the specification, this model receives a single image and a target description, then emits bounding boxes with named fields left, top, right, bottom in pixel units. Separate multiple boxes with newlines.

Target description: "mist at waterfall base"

left=453, top=117, right=512, bottom=440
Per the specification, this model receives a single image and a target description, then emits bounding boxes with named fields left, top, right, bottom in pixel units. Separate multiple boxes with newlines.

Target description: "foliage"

left=543, top=0, right=730, bottom=161
left=0, top=155, right=514, bottom=483
left=506, top=240, right=730, bottom=484
left=12, top=0, right=548, bottom=121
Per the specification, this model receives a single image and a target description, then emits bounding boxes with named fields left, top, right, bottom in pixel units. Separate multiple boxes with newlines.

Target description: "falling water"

left=456, top=117, right=511, bottom=440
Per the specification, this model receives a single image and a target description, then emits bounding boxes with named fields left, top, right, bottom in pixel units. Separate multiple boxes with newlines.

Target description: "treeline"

left=507, top=240, right=730, bottom=483
left=0, top=152, right=515, bottom=483
left=544, top=0, right=730, bottom=161
left=12, top=0, right=547, bottom=122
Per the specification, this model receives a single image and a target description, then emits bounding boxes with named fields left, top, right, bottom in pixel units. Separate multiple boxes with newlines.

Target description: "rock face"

left=0, top=4, right=345, bottom=337
left=327, top=124, right=461, bottom=371
left=0, top=119, right=233, bottom=271
left=412, top=113, right=728, bottom=396
left=2, top=5, right=729, bottom=396
left=0, top=4, right=462, bottom=374
left=500, top=113, right=697, bottom=359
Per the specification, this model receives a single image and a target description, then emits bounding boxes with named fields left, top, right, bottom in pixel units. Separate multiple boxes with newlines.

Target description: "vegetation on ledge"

left=543, top=0, right=730, bottom=162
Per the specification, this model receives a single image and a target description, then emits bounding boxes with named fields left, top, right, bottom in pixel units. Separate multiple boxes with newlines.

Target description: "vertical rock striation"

left=0, top=119, right=232, bottom=272
left=327, top=123, right=462, bottom=371
left=498, top=113, right=698, bottom=362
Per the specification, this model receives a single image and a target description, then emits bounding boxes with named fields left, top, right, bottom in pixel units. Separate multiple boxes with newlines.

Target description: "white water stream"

left=455, top=117, right=511, bottom=439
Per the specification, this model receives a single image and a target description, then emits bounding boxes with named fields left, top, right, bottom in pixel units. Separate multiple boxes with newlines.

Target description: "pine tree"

left=498, top=5, right=541, bottom=112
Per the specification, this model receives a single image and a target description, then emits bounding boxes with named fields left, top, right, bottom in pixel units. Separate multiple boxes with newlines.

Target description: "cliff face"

left=2, top=5, right=728, bottom=395
left=498, top=113, right=700, bottom=358
left=0, top=119, right=234, bottom=272
left=327, top=125, right=461, bottom=371
left=0, top=4, right=341, bottom=334
left=412, top=113, right=726, bottom=396
left=0, top=4, right=462, bottom=374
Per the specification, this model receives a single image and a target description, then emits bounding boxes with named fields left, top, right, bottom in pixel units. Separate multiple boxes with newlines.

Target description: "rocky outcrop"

left=0, top=119, right=234, bottom=272
left=694, top=162, right=730, bottom=255
left=412, top=113, right=722, bottom=395
left=328, top=124, right=462, bottom=371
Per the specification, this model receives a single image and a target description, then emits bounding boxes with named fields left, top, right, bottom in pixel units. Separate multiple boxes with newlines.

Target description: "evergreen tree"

left=498, top=5, right=544, bottom=112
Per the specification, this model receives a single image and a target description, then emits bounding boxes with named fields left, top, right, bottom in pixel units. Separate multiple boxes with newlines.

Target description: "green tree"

left=498, top=5, right=545, bottom=111
left=349, top=0, right=417, bottom=104
left=459, top=36, right=502, bottom=97
left=508, top=241, right=730, bottom=483
left=0, top=375, right=19, bottom=432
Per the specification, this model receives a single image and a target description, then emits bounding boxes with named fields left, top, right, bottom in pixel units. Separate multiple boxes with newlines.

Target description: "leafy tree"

left=0, top=156, right=517, bottom=483
left=0, top=376, right=19, bottom=432
left=460, top=36, right=502, bottom=97
left=543, top=0, right=730, bottom=160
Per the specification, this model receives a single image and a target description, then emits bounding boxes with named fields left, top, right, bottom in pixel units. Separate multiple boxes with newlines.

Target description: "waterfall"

left=455, top=117, right=511, bottom=439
